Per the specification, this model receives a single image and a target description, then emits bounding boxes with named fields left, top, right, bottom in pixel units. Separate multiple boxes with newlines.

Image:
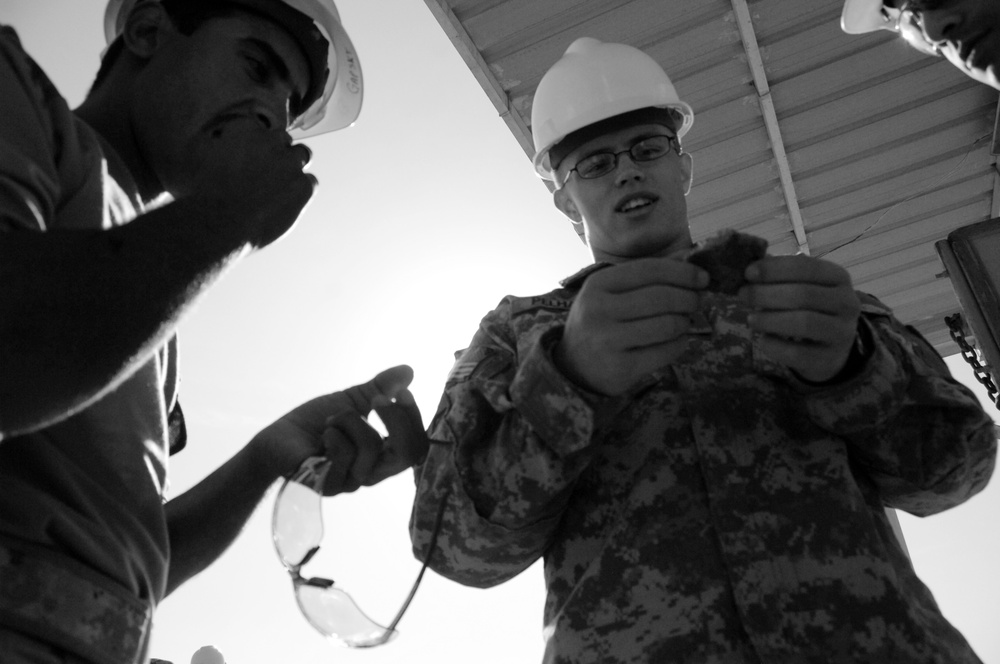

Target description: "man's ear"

left=553, top=187, right=588, bottom=245
left=122, top=0, right=175, bottom=59
left=554, top=186, right=581, bottom=222
left=679, top=152, right=694, bottom=196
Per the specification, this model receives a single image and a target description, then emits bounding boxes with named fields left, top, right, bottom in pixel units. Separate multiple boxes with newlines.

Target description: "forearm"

left=857, top=390, right=996, bottom=515
left=164, top=441, right=280, bottom=595
left=411, top=445, right=571, bottom=588
left=445, top=331, right=602, bottom=526
left=846, top=328, right=996, bottom=514
left=412, top=331, right=603, bottom=584
left=0, top=196, right=249, bottom=437
left=802, top=308, right=996, bottom=513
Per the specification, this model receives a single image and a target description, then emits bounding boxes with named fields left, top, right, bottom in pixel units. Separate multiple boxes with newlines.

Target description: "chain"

left=945, top=313, right=1000, bottom=409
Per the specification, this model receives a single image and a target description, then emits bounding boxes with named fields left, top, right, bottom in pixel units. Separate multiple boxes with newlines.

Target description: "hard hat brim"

left=841, top=0, right=894, bottom=34
left=289, top=9, right=362, bottom=138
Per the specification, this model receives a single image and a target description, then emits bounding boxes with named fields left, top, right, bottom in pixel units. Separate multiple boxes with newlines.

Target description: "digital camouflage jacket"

left=409, top=263, right=997, bottom=664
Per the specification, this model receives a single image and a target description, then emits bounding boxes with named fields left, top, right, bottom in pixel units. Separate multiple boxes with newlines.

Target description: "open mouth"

left=615, top=194, right=658, bottom=214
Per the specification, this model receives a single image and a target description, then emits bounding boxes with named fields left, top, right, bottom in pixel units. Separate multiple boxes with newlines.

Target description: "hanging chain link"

left=945, top=313, right=999, bottom=410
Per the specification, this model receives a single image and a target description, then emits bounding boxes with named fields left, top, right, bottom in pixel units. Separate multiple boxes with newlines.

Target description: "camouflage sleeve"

left=797, top=293, right=996, bottom=516
left=409, top=300, right=604, bottom=588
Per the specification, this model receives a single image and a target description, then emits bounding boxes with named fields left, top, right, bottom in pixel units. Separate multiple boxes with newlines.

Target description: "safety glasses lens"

left=273, top=458, right=330, bottom=567
left=296, top=584, right=397, bottom=648
left=272, top=456, right=446, bottom=649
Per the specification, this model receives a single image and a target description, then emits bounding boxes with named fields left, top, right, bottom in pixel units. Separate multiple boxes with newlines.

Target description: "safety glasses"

left=886, top=1, right=942, bottom=56
left=566, top=133, right=682, bottom=182
left=272, top=456, right=447, bottom=648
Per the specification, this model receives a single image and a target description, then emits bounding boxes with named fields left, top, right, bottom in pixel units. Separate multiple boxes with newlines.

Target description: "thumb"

left=371, top=364, right=415, bottom=398
left=334, top=364, right=415, bottom=417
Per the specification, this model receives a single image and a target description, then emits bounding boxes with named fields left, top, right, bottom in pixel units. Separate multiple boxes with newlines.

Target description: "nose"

left=254, top=93, right=294, bottom=131
left=918, top=6, right=964, bottom=44
left=614, top=152, right=645, bottom=186
left=254, top=108, right=281, bottom=131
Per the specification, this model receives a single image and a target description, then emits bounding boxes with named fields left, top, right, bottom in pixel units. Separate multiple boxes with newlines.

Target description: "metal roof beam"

left=423, top=0, right=535, bottom=159
left=731, top=0, right=810, bottom=255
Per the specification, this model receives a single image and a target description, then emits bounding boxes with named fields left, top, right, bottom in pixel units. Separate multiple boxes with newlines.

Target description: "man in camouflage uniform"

left=408, top=38, right=997, bottom=663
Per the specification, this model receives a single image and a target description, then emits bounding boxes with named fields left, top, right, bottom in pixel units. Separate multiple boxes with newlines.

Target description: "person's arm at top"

left=163, top=367, right=427, bottom=595
left=1, top=174, right=310, bottom=436
left=0, top=33, right=313, bottom=439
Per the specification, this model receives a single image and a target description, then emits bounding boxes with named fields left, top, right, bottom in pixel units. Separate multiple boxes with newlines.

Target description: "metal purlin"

left=731, top=0, right=811, bottom=256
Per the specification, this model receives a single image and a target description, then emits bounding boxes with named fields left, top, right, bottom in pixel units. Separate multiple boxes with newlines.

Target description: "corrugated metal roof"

left=424, top=0, right=1000, bottom=355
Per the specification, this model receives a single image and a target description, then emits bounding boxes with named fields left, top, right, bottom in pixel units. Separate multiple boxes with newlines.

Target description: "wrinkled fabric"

left=410, top=263, right=996, bottom=664
left=0, top=628, right=92, bottom=664
left=0, top=541, right=151, bottom=664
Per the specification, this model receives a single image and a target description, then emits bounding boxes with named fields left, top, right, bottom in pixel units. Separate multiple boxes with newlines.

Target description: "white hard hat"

left=103, top=0, right=363, bottom=138
left=530, top=37, right=694, bottom=181
left=841, top=0, right=894, bottom=34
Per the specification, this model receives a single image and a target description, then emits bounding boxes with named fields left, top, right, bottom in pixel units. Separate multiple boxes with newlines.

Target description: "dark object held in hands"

left=686, top=230, right=769, bottom=294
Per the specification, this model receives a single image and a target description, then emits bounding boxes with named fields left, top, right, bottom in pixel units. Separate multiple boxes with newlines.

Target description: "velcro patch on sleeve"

left=446, top=346, right=493, bottom=384
left=510, top=294, right=572, bottom=316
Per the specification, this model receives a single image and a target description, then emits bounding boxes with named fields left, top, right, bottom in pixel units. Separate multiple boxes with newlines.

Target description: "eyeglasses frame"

left=562, top=133, right=683, bottom=187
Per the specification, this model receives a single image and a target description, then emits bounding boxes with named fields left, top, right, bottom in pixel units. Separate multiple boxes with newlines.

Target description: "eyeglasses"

left=272, top=456, right=448, bottom=648
left=883, top=1, right=941, bottom=56
left=564, top=134, right=682, bottom=183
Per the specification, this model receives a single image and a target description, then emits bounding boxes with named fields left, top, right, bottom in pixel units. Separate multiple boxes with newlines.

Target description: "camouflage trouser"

left=0, top=538, right=151, bottom=664
left=0, top=627, right=93, bottom=664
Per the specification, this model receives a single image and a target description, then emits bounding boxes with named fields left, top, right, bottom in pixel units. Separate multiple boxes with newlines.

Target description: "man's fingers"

left=324, top=412, right=382, bottom=493
left=334, top=365, right=415, bottom=416
left=611, top=285, right=702, bottom=321
left=373, top=390, right=423, bottom=439
left=371, top=364, right=415, bottom=397
left=293, top=143, right=313, bottom=169
left=743, top=283, right=859, bottom=316
left=612, top=314, right=692, bottom=350
left=320, top=426, right=356, bottom=493
left=756, top=334, right=851, bottom=383
left=593, top=257, right=709, bottom=294
left=371, top=389, right=430, bottom=471
left=749, top=310, right=853, bottom=347
left=746, top=255, right=850, bottom=286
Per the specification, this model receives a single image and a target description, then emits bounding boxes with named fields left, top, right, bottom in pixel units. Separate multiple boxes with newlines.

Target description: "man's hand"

left=252, top=365, right=429, bottom=495
left=184, top=117, right=317, bottom=249
left=740, top=255, right=862, bottom=383
left=555, top=257, right=709, bottom=396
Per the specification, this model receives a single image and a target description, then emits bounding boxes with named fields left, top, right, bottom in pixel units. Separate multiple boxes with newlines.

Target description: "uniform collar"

left=559, top=262, right=613, bottom=289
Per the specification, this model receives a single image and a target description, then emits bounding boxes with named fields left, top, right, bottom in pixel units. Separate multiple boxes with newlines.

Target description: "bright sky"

left=7, top=1, right=1000, bottom=663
